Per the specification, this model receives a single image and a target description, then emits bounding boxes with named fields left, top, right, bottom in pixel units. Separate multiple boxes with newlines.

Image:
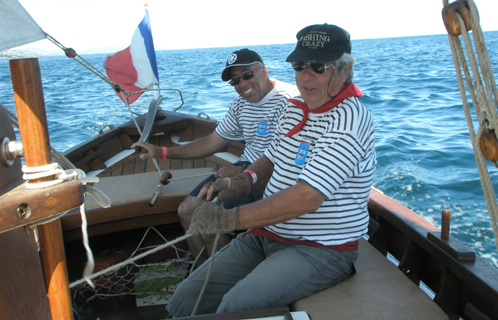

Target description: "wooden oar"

left=10, top=58, right=74, bottom=320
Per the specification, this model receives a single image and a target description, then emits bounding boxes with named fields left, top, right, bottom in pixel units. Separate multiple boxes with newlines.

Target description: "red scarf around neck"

left=285, top=83, right=362, bottom=137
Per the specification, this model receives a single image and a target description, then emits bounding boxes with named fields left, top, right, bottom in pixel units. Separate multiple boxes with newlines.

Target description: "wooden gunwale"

left=367, top=189, right=498, bottom=319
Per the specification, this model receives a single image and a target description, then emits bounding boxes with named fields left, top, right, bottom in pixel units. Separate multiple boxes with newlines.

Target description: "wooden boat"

left=1, top=0, right=497, bottom=319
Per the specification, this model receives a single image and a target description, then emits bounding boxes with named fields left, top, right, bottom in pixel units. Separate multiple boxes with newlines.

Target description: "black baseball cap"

left=221, top=48, right=264, bottom=81
left=286, top=24, right=351, bottom=62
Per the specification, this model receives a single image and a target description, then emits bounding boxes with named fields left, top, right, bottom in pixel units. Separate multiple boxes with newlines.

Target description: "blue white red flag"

left=104, top=9, right=159, bottom=104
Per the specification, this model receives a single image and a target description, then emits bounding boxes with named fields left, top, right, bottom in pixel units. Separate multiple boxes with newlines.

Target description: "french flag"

left=104, top=9, right=159, bottom=104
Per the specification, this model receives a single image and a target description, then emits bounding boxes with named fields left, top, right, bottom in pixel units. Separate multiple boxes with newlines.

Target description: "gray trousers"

left=166, top=233, right=358, bottom=317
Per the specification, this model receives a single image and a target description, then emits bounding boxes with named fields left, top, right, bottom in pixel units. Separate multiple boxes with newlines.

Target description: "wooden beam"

left=10, top=58, right=73, bottom=320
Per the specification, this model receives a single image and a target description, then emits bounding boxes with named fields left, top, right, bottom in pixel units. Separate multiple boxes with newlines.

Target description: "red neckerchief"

left=285, top=82, right=362, bottom=137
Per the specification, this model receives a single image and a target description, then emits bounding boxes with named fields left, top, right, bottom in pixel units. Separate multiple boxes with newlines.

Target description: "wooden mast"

left=9, top=58, right=74, bottom=320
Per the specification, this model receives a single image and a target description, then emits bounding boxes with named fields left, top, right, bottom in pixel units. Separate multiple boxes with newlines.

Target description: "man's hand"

left=187, top=202, right=239, bottom=234
left=130, top=142, right=162, bottom=160
left=197, top=173, right=252, bottom=202
left=215, top=165, right=242, bottom=178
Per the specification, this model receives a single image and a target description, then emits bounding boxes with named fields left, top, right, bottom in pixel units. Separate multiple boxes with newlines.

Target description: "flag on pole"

left=104, top=9, right=159, bottom=104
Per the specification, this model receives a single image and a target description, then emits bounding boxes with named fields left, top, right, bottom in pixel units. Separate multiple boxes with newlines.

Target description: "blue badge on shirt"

left=257, top=120, right=268, bottom=136
left=295, top=141, right=311, bottom=165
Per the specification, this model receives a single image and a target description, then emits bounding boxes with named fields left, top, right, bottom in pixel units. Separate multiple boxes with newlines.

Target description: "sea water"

left=1, top=32, right=497, bottom=268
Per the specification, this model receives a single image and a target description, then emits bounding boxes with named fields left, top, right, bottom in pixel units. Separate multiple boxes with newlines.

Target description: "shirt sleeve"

left=215, top=98, right=243, bottom=140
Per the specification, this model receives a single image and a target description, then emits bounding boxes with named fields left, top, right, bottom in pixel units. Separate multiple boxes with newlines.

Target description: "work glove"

left=187, top=202, right=239, bottom=234
left=190, top=196, right=204, bottom=208
left=200, top=173, right=252, bottom=202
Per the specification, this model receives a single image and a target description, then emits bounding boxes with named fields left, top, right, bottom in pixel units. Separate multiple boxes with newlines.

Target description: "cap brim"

left=221, top=62, right=262, bottom=81
left=286, top=49, right=344, bottom=63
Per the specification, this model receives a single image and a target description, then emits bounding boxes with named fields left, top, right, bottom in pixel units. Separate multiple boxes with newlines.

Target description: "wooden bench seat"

left=291, top=238, right=448, bottom=320
left=61, top=168, right=213, bottom=242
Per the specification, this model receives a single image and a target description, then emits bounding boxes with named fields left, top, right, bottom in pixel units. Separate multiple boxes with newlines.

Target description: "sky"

left=17, top=0, right=498, bottom=52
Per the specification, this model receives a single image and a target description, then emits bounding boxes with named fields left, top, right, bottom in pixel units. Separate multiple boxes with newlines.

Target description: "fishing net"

left=69, top=227, right=193, bottom=309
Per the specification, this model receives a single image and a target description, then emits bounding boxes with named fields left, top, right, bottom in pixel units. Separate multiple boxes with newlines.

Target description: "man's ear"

left=342, top=63, right=352, bottom=82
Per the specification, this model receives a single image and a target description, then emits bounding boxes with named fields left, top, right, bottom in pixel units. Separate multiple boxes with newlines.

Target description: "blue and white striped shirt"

left=215, top=80, right=299, bottom=163
left=263, top=95, right=377, bottom=246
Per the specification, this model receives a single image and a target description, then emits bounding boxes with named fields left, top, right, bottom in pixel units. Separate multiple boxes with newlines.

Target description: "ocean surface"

left=1, top=32, right=497, bottom=269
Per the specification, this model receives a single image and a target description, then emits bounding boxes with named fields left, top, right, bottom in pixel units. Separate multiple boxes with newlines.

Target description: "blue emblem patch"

left=257, top=120, right=268, bottom=136
left=295, top=141, right=311, bottom=165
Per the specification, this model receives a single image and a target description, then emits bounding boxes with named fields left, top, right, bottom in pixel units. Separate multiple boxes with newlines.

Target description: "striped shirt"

left=215, top=80, right=299, bottom=163
left=263, top=95, right=377, bottom=246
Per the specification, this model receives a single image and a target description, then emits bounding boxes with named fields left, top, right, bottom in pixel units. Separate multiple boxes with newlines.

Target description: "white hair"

left=335, top=53, right=356, bottom=83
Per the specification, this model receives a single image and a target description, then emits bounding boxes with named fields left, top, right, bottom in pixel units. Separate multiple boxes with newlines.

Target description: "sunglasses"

left=291, top=61, right=335, bottom=74
left=229, top=66, right=263, bottom=86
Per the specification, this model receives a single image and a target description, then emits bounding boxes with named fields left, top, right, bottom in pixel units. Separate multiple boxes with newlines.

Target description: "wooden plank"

left=85, top=149, right=107, bottom=171
left=109, top=166, right=123, bottom=177
left=0, top=180, right=84, bottom=233
left=427, top=232, right=476, bottom=261
left=184, top=159, right=194, bottom=169
left=73, top=147, right=107, bottom=170
left=122, top=158, right=136, bottom=175
left=95, top=151, right=142, bottom=177
left=171, top=159, right=182, bottom=170
left=135, top=156, right=147, bottom=174
left=205, top=155, right=232, bottom=166
left=145, top=158, right=158, bottom=172
left=178, top=124, right=196, bottom=142
left=118, top=133, right=134, bottom=149
left=97, top=136, right=125, bottom=162
left=194, top=159, right=205, bottom=168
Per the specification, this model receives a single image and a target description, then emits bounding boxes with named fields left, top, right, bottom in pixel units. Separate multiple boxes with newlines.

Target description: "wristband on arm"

left=243, top=169, right=257, bottom=187
left=161, top=147, right=168, bottom=161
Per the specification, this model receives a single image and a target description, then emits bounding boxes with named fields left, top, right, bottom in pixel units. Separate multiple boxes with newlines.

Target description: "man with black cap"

left=165, top=24, right=376, bottom=317
left=131, top=48, right=298, bottom=266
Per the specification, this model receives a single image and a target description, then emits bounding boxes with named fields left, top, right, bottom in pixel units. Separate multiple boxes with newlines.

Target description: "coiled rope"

left=443, top=0, right=498, bottom=251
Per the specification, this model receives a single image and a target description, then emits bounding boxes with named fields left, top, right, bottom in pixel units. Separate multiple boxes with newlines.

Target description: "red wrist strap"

left=243, top=169, right=257, bottom=187
left=161, top=147, right=168, bottom=161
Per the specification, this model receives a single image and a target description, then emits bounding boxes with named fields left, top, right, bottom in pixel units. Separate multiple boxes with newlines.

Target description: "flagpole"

left=144, top=3, right=160, bottom=101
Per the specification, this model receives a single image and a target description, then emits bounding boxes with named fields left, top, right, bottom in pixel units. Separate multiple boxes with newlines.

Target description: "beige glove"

left=211, top=173, right=252, bottom=202
left=190, top=196, right=204, bottom=208
left=187, top=202, right=239, bottom=234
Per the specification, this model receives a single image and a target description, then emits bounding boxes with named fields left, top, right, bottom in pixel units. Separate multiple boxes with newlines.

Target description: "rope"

left=443, top=0, right=498, bottom=251
left=22, top=162, right=111, bottom=288
left=191, top=234, right=220, bottom=316
left=45, top=34, right=116, bottom=90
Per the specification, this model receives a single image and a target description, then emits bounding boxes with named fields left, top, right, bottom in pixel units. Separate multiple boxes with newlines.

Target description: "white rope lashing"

left=23, top=162, right=111, bottom=287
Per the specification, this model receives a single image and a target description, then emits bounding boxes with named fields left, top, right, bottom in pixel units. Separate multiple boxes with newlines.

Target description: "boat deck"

left=61, top=112, right=244, bottom=243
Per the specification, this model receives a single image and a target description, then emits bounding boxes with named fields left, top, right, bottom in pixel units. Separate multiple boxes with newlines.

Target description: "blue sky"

left=18, top=0, right=498, bottom=52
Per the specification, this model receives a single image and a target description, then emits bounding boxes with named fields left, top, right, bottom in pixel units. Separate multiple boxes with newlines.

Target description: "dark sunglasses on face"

left=229, top=66, right=263, bottom=86
left=291, top=61, right=335, bottom=74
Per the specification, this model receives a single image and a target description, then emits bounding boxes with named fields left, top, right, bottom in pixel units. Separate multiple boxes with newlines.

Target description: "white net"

left=69, top=227, right=193, bottom=309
